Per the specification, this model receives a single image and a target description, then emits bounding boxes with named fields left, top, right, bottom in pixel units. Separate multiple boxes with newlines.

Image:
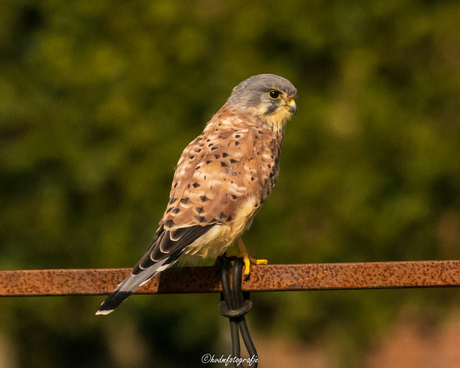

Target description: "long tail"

left=96, top=254, right=180, bottom=315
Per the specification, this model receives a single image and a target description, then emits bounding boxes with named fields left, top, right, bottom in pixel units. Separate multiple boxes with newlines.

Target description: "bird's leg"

left=226, top=237, right=267, bottom=276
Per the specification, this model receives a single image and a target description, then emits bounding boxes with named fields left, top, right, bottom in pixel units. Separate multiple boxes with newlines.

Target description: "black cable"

left=217, top=256, right=258, bottom=367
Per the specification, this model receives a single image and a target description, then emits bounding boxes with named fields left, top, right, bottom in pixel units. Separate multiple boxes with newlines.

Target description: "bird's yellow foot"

left=226, top=237, right=267, bottom=277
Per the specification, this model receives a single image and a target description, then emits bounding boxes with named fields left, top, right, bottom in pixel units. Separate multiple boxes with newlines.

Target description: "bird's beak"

left=286, top=99, right=297, bottom=115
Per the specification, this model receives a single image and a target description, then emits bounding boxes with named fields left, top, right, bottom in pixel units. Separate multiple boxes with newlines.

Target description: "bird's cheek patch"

left=246, top=105, right=269, bottom=117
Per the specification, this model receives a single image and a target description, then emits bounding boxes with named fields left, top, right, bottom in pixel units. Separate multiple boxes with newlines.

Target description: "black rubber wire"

left=217, top=256, right=258, bottom=368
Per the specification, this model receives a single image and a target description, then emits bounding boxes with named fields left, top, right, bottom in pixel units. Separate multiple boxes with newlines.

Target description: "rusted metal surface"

left=1, top=260, right=460, bottom=297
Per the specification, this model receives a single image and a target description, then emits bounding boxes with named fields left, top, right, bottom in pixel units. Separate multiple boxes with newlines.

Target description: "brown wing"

left=127, top=105, right=283, bottom=278
left=161, top=105, right=281, bottom=234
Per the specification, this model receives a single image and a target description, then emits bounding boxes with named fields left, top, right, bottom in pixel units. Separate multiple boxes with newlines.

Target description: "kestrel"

left=96, top=74, right=297, bottom=315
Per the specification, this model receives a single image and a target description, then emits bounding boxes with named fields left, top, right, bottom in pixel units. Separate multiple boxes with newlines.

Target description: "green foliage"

left=1, top=0, right=460, bottom=366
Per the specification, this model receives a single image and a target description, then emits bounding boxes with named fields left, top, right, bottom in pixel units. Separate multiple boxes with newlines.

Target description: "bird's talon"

left=226, top=237, right=269, bottom=277
left=244, top=257, right=251, bottom=276
left=249, top=256, right=267, bottom=266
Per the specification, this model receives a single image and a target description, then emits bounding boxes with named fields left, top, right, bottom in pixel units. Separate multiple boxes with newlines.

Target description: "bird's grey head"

left=227, top=74, right=297, bottom=126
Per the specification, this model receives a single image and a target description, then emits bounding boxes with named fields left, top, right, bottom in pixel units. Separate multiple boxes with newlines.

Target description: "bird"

left=96, top=74, right=297, bottom=315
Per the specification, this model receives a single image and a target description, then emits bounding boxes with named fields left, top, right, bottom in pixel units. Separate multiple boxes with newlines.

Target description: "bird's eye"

left=268, top=90, right=281, bottom=99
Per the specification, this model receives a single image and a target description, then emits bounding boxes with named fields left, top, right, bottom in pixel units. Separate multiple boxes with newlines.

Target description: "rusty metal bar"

left=1, top=260, right=460, bottom=297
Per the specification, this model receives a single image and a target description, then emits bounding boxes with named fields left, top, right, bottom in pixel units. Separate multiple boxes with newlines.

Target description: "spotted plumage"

left=96, top=74, right=297, bottom=315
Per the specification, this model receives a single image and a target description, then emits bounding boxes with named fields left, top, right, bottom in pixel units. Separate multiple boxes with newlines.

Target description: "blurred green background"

left=1, top=0, right=460, bottom=367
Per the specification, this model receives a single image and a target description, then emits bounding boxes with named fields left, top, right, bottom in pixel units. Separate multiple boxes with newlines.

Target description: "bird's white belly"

left=180, top=196, right=257, bottom=262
